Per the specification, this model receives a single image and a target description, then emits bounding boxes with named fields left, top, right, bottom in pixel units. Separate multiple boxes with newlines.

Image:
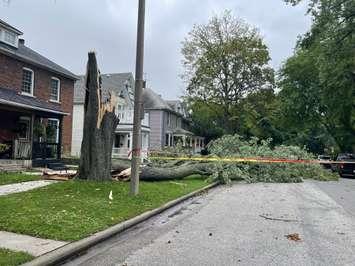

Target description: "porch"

left=0, top=103, right=64, bottom=167
left=112, top=131, right=150, bottom=159
left=165, top=128, right=205, bottom=154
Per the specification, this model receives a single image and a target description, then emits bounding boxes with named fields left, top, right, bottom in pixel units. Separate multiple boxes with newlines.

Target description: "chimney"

left=19, top=39, right=25, bottom=45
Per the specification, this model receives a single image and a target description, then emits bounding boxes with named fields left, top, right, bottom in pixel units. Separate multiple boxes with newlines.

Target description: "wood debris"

left=285, top=233, right=302, bottom=242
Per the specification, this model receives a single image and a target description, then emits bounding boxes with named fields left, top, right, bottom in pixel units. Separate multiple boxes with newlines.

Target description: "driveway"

left=65, top=179, right=355, bottom=266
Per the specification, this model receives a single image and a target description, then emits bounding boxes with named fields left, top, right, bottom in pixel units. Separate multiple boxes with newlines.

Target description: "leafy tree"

left=182, top=11, right=274, bottom=134
left=280, top=0, right=355, bottom=153
left=236, top=89, right=282, bottom=144
left=187, top=99, right=225, bottom=143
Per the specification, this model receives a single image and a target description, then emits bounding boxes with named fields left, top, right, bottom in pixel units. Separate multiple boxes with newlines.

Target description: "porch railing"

left=14, top=140, right=31, bottom=159
left=112, top=147, right=130, bottom=158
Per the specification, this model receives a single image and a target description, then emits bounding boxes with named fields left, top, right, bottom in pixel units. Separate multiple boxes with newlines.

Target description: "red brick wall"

left=0, top=53, right=74, bottom=154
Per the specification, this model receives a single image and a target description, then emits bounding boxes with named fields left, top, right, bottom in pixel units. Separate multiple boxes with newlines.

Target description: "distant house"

left=0, top=19, right=77, bottom=167
left=71, top=73, right=150, bottom=158
left=143, top=88, right=205, bottom=153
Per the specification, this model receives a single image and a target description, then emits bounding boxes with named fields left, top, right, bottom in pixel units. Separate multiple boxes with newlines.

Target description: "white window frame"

left=21, top=67, right=34, bottom=96
left=3, top=29, right=18, bottom=47
left=50, top=77, right=61, bottom=103
left=48, top=118, right=60, bottom=143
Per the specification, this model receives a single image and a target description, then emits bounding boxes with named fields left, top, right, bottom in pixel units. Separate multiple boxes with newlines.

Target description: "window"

left=18, top=117, right=30, bottom=140
left=165, top=134, right=169, bottom=146
left=21, top=68, right=34, bottom=95
left=47, top=119, right=59, bottom=143
left=4, top=30, right=16, bottom=46
left=177, top=118, right=181, bottom=128
left=50, top=77, right=60, bottom=102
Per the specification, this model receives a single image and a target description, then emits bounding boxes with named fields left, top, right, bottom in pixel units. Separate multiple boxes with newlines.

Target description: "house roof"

left=143, top=88, right=173, bottom=111
left=0, top=86, right=68, bottom=115
left=173, top=128, right=194, bottom=136
left=0, top=41, right=78, bottom=80
left=74, top=73, right=134, bottom=104
left=0, top=19, right=23, bottom=35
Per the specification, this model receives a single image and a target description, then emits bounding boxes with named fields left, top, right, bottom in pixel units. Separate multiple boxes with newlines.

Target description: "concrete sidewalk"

left=0, top=231, right=67, bottom=256
left=0, top=180, right=57, bottom=196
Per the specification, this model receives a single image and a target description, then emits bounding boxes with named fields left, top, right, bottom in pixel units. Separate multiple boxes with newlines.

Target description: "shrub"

left=207, top=134, right=337, bottom=184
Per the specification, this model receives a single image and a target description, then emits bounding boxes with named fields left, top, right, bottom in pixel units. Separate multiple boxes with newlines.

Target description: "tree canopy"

left=184, top=4, right=354, bottom=154
left=182, top=11, right=275, bottom=134
left=279, top=0, right=355, bottom=153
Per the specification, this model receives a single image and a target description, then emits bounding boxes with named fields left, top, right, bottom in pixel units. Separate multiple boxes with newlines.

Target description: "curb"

left=23, top=182, right=219, bottom=266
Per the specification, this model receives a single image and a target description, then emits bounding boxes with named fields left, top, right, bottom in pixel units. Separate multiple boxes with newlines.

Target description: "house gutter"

left=0, top=99, right=69, bottom=116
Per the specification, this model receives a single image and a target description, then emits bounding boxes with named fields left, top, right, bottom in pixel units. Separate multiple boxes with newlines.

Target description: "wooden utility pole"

left=130, top=0, right=146, bottom=195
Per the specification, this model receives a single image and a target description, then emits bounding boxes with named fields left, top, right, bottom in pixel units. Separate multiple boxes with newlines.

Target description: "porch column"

left=57, top=116, right=63, bottom=159
left=129, top=132, right=133, bottom=150
left=29, top=114, right=35, bottom=159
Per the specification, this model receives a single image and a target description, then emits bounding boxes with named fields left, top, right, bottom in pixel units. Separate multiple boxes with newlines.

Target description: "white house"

left=71, top=73, right=150, bottom=158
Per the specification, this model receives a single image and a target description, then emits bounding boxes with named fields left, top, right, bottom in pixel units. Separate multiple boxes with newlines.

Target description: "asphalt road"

left=65, top=178, right=355, bottom=266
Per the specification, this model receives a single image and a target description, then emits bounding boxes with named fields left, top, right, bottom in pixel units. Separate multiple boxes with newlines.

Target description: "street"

left=65, top=178, right=355, bottom=266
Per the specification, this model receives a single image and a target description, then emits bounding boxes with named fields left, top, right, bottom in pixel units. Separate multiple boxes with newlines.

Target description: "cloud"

left=0, top=0, right=311, bottom=99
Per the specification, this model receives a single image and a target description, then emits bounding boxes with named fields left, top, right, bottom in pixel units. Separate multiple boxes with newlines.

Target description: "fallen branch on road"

left=259, top=215, right=299, bottom=223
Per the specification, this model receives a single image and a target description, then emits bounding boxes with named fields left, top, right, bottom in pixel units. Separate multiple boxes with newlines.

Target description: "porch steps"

left=47, top=162, right=68, bottom=171
left=0, top=164, right=27, bottom=172
left=0, top=160, right=31, bottom=172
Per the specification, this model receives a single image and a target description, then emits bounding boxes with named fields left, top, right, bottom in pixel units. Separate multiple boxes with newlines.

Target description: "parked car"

left=317, top=155, right=332, bottom=169
left=334, top=153, right=355, bottom=177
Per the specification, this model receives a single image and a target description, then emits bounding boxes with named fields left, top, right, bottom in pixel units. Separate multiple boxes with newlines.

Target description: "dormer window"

left=0, top=21, right=22, bottom=48
left=4, top=30, right=16, bottom=46
left=21, top=68, right=34, bottom=96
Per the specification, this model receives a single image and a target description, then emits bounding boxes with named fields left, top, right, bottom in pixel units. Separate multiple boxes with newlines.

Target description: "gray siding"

left=164, top=111, right=180, bottom=132
left=148, top=110, right=164, bottom=150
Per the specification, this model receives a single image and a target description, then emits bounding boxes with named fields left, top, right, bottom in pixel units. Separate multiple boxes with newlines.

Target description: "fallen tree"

left=112, top=135, right=338, bottom=183
left=112, top=161, right=213, bottom=181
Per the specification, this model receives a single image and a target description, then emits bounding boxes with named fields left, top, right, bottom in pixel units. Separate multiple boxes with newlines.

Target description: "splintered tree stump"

left=77, top=52, right=120, bottom=181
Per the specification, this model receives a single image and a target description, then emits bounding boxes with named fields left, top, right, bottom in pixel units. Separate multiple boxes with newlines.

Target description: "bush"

left=207, top=135, right=337, bottom=184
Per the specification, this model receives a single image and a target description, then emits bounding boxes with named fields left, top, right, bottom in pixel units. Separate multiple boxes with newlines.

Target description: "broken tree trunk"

left=112, top=161, right=214, bottom=181
left=77, top=52, right=120, bottom=181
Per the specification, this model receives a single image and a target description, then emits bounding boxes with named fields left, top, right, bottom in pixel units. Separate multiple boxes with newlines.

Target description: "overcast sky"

left=0, top=0, right=311, bottom=99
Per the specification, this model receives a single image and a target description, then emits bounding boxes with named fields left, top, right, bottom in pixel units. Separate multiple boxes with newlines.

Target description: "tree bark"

left=112, top=161, right=213, bottom=181
left=77, top=52, right=120, bottom=181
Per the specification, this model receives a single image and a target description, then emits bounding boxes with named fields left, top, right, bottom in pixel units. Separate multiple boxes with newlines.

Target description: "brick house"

left=0, top=19, right=77, bottom=167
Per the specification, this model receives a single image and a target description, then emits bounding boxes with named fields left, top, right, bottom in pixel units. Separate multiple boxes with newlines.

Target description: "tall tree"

left=281, top=0, right=355, bottom=152
left=182, top=11, right=274, bottom=134
left=77, top=52, right=120, bottom=181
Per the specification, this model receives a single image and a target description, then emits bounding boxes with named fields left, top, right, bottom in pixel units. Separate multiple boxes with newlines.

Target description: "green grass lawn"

left=0, top=176, right=209, bottom=241
left=0, top=248, right=33, bottom=266
left=0, top=172, right=41, bottom=186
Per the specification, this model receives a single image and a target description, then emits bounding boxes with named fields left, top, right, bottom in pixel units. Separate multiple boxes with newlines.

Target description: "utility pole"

left=130, top=0, right=145, bottom=196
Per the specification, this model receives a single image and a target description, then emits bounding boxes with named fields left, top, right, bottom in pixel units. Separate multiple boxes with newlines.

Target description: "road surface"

left=65, top=178, right=355, bottom=266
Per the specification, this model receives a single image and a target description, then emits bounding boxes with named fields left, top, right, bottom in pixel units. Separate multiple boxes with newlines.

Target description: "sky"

left=0, top=0, right=311, bottom=99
